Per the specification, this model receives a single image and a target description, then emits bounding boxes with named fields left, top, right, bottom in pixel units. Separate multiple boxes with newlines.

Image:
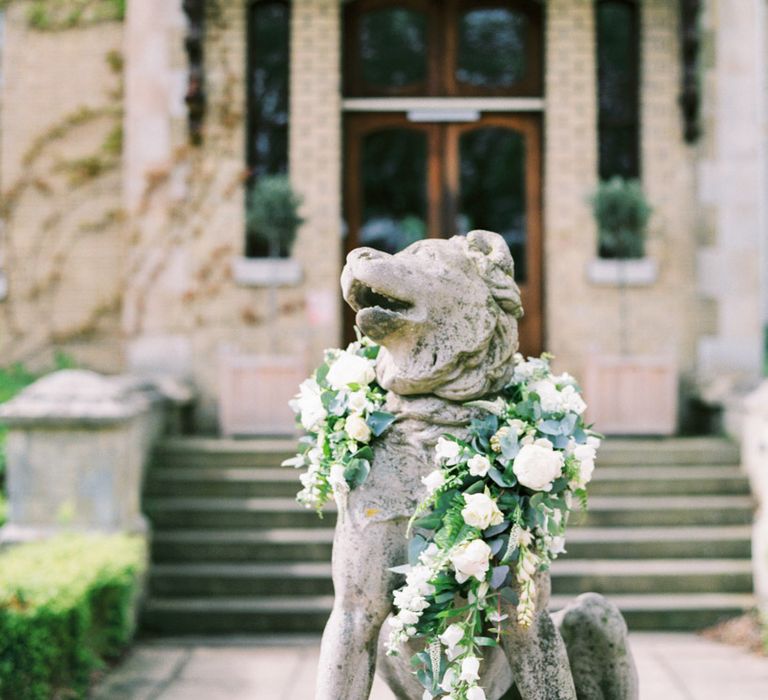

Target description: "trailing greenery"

left=0, top=534, right=146, bottom=700
left=246, top=175, right=304, bottom=258
left=590, top=177, right=652, bottom=259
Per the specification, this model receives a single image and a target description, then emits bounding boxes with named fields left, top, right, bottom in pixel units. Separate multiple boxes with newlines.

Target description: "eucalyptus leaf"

left=491, top=565, right=510, bottom=590
left=367, top=411, right=396, bottom=437
left=484, top=520, right=510, bottom=537
left=473, top=636, right=499, bottom=647
left=500, top=586, right=519, bottom=605
left=488, top=535, right=508, bottom=557
left=463, top=479, right=486, bottom=495
left=487, top=467, right=515, bottom=488
left=343, top=458, right=370, bottom=489
left=408, top=534, right=429, bottom=566
left=433, top=590, right=456, bottom=604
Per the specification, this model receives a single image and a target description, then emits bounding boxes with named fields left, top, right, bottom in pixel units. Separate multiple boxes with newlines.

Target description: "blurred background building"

left=0, top=0, right=765, bottom=434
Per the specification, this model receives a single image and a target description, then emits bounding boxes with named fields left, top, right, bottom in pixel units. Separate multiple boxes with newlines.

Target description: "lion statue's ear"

left=458, top=230, right=524, bottom=319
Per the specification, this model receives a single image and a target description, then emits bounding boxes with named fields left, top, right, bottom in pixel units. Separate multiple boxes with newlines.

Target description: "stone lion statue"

left=315, top=231, right=638, bottom=700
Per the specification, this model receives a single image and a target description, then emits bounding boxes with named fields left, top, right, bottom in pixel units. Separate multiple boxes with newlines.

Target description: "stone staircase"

left=140, top=436, right=754, bottom=635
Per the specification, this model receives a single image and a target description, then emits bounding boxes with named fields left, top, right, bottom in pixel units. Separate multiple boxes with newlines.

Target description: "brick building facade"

left=0, top=0, right=765, bottom=432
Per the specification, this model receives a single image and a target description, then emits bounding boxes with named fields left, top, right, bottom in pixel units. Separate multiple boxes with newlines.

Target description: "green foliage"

left=0, top=534, right=146, bottom=700
left=590, top=177, right=652, bottom=259
left=246, top=175, right=304, bottom=258
left=26, top=0, right=125, bottom=31
left=0, top=494, right=6, bottom=527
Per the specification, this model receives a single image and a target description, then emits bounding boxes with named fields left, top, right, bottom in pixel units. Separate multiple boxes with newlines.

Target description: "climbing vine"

left=0, top=0, right=125, bottom=31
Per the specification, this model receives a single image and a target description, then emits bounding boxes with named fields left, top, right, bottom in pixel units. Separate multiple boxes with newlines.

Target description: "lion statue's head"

left=341, top=230, right=523, bottom=401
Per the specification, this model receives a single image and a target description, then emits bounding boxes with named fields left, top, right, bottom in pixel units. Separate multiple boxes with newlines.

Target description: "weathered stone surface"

left=0, top=369, right=171, bottom=542
left=742, top=380, right=768, bottom=616
left=317, top=232, right=639, bottom=699
left=554, top=593, right=639, bottom=700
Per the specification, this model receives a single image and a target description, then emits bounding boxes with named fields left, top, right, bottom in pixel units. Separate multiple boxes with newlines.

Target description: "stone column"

left=697, top=0, right=767, bottom=403
left=0, top=370, right=166, bottom=543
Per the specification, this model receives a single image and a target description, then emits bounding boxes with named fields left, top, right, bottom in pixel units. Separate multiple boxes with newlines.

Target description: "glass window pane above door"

left=457, top=8, right=528, bottom=89
left=458, top=126, right=527, bottom=281
left=360, top=7, right=428, bottom=90
left=361, top=128, right=428, bottom=254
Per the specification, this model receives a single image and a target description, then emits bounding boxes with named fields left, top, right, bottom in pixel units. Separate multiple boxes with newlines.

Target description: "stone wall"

left=696, top=0, right=767, bottom=402
left=544, top=0, right=700, bottom=401
left=0, top=3, right=125, bottom=371
left=122, top=0, right=342, bottom=429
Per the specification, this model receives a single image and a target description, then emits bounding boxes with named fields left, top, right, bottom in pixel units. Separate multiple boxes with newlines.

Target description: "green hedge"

left=0, top=534, right=146, bottom=700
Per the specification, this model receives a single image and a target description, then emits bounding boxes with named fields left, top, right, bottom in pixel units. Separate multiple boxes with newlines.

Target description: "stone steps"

left=150, top=524, right=753, bottom=563
left=141, top=436, right=754, bottom=635
left=144, top=494, right=754, bottom=529
left=140, top=592, right=756, bottom=635
left=144, top=465, right=751, bottom=498
left=147, top=558, right=752, bottom=598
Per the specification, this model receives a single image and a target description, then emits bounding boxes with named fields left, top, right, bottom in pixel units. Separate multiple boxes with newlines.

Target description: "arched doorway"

left=342, top=0, right=544, bottom=355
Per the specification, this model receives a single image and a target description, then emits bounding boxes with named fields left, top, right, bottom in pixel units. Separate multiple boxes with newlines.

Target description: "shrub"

left=590, top=177, right=652, bottom=259
left=0, top=534, right=146, bottom=700
left=245, top=174, right=304, bottom=258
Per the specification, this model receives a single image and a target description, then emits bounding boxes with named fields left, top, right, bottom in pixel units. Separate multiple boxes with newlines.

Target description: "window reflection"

left=360, top=8, right=427, bottom=89
left=459, top=127, right=527, bottom=281
left=361, top=129, right=427, bottom=254
left=457, top=8, right=528, bottom=88
left=596, top=0, right=640, bottom=179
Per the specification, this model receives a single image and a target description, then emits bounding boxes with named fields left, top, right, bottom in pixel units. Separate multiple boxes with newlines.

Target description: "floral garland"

left=282, top=336, right=395, bottom=511
left=286, top=342, right=600, bottom=700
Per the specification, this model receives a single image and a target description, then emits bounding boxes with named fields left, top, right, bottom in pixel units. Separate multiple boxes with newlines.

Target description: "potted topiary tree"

left=583, top=178, right=678, bottom=435
left=220, top=175, right=307, bottom=436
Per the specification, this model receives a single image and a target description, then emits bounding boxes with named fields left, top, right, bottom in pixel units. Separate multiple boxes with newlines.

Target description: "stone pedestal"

left=741, top=380, right=768, bottom=615
left=0, top=370, right=169, bottom=543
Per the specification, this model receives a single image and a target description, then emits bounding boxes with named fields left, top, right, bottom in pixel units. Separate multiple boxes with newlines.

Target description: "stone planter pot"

left=218, top=351, right=305, bottom=436
left=583, top=354, right=678, bottom=435
left=0, top=370, right=166, bottom=543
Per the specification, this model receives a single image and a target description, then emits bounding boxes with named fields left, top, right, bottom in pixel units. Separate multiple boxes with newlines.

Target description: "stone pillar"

left=0, top=370, right=166, bottom=543
left=741, top=380, right=768, bottom=615
left=697, top=0, right=767, bottom=397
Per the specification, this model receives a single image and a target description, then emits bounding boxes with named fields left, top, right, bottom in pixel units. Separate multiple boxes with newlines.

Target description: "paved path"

left=93, top=633, right=768, bottom=700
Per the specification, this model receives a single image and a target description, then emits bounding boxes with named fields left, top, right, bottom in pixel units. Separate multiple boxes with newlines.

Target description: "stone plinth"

left=0, top=370, right=167, bottom=543
left=742, top=380, right=768, bottom=615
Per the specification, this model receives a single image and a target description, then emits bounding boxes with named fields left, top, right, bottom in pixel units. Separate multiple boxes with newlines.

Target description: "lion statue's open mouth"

left=341, top=230, right=524, bottom=401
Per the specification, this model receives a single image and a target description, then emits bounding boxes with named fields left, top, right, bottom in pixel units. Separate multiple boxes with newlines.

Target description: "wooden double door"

left=343, top=112, right=543, bottom=356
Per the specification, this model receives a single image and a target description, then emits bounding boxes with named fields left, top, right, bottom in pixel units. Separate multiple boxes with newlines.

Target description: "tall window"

left=246, top=0, right=290, bottom=257
left=596, top=0, right=640, bottom=180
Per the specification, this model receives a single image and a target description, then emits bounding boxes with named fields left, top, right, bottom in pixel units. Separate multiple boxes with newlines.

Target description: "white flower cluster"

left=386, top=353, right=600, bottom=699
left=286, top=341, right=390, bottom=511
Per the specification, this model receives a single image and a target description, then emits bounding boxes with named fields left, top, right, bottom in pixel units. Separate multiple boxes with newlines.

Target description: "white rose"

left=461, top=493, right=504, bottom=530
left=576, top=459, right=595, bottom=487
left=328, top=463, right=349, bottom=495
left=573, top=444, right=596, bottom=487
left=347, top=389, right=369, bottom=413
left=345, top=413, right=372, bottom=442
left=435, top=437, right=462, bottom=465
left=587, top=435, right=602, bottom=449
left=290, top=378, right=327, bottom=431
left=326, top=351, right=376, bottom=389
left=460, top=656, right=481, bottom=683
left=550, top=536, right=566, bottom=555
left=512, top=443, right=564, bottom=492
left=467, top=686, right=487, bottom=700
left=450, top=539, right=491, bottom=583
left=422, top=469, right=446, bottom=494
left=467, top=454, right=491, bottom=477
left=439, top=623, right=464, bottom=650
left=406, top=566, right=435, bottom=596
left=530, top=379, right=562, bottom=413
left=560, top=385, right=587, bottom=415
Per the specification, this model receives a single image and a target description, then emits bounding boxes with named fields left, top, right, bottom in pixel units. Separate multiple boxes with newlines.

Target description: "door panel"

left=446, top=116, right=542, bottom=355
left=344, top=113, right=542, bottom=356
